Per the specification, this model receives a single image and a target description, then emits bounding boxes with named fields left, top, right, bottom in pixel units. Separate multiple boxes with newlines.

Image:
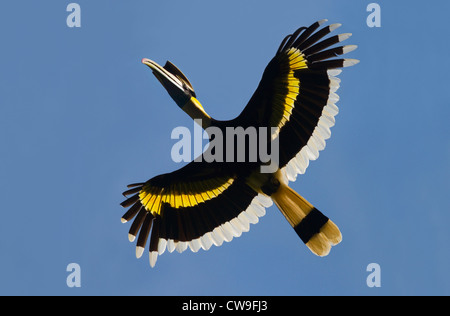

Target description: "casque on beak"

left=141, top=58, right=195, bottom=108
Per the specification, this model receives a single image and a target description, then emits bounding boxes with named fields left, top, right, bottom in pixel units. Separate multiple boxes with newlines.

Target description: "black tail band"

left=294, top=208, right=329, bottom=243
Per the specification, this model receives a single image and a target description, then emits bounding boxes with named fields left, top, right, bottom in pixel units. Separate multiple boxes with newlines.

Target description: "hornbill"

left=121, top=20, right=358, bottom=267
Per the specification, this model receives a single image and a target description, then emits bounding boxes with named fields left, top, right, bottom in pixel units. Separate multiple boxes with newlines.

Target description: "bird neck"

left=181, top=97, right=212, bottom=129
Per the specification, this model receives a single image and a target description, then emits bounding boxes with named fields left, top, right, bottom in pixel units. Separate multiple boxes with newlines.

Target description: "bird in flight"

left=120, top=19, right=358, bottom=267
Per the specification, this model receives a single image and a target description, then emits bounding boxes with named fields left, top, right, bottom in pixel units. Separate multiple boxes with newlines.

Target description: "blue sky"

left=1, top=0, right=449, bottom=295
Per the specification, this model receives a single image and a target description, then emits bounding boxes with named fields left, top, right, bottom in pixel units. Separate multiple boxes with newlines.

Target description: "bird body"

left=121, top=20, right=358, bottom=267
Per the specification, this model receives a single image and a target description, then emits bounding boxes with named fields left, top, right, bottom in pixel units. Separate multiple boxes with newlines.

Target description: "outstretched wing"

left=120, top=160, right=272, bottom=267
left=236, top=19, right=358, bottom=182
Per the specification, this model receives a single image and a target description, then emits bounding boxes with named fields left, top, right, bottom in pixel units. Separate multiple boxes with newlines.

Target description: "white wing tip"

left=329, top=23, right=342, bottom=31
left=343, top=58, right=360, bottom=67
left=136, top=246, right=144, bottom=259
left=342, top=44, right=358, bottom=54
left=338, top=33, right=352, bottom=42
left=128, top=234, right=136, bottom=242
left=328, top=69, right=342, bottom=77
left=149, top=251, right=158, bottom=268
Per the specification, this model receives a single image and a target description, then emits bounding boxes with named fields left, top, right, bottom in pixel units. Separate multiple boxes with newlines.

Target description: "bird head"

left=141, top=58, right=196, bottom=108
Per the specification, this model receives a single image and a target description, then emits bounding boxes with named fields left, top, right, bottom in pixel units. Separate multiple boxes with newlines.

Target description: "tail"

left=271, top=182, right=342, bottom=256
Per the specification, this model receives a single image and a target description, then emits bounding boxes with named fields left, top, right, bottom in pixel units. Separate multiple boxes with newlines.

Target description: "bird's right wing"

left=236, top=20, right=358, bottom=182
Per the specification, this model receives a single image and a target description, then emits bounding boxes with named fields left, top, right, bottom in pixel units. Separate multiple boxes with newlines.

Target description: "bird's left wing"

left=120, top=160, right=271, bottom=267
left=236, top=20, right=358, bottom=182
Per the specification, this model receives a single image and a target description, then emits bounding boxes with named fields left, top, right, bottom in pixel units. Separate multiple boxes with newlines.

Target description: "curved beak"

left=141, top=58, right=191, bottom=108
left=142, top=58, right=184, bottom=91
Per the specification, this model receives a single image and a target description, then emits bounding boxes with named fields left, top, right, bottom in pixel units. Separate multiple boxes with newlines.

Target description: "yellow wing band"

left=270, top=48, right=307, bottom=131
left=139, top=178, right=235, bottom=215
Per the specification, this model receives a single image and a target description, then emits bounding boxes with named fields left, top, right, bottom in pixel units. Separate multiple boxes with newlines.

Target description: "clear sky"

left=1, top=0, right=449, bottom=295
